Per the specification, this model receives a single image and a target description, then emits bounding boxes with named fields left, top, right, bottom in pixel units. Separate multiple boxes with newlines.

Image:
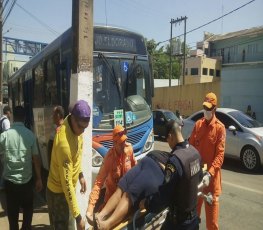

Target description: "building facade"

left=207, top=27, right=263, bottom=122
left=184, top=53, right=221, bottom=85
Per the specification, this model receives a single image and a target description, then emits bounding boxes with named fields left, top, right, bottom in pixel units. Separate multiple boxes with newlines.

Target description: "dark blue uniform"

left=146, top=141, right=202, bottom=230
left=118, top=150, right=170, bottom=207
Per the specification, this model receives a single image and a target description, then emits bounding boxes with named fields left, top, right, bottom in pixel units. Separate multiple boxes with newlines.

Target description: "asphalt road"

left=0, top=138, right=262, bottom=229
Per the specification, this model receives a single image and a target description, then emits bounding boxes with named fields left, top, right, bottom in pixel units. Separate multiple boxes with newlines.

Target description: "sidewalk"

left=0, top=189, right=51, bottom=229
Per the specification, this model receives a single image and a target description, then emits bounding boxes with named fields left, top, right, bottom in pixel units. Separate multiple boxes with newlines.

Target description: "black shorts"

left=118, top=156, right=164, bottom=206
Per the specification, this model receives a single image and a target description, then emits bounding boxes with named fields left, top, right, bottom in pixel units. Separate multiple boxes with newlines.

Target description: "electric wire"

left=1, top=0, right=10, bottom=17
left=157, top=0, right=256, bottom=45
left=2, top=0, right=16, bottom=25
left=14, top=2, right=59, bottom=36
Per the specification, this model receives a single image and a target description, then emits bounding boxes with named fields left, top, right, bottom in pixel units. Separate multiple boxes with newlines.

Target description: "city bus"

left=8, top=26, right=154, bottom=180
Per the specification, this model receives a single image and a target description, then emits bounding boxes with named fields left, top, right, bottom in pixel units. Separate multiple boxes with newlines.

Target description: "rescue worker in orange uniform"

left=86, top=125, right=137, bottom=226
left=189, top=92, right=226, bottom=230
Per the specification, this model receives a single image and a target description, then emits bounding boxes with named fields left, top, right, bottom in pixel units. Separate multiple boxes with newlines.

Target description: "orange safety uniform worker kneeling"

left=189, top=92, right=226, bottom=230
left=86, top=125, right=137, bottom=225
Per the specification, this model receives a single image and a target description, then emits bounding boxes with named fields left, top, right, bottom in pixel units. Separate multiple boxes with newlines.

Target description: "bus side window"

left=45, top=54, right=59, bottom=106
left=33, top=63, right=45, bottom=107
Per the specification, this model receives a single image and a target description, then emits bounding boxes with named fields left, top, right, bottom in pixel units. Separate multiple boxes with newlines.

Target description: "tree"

left=145, top=38, right=184, bottom=80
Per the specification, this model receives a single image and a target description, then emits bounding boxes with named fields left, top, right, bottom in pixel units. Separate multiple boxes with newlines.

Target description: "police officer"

left=146, top=120, right=202, bottom=230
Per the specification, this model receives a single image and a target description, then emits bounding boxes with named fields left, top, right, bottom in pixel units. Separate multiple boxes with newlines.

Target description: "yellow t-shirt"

left=47, top=115, right=83, bottom=218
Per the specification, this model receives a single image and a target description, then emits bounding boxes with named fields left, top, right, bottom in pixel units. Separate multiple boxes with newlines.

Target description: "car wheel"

left=240, top=146, right=260, bottom=172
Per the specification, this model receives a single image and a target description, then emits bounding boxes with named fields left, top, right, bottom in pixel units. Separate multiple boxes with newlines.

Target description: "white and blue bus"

left=8, top=26, right=155, bottom=179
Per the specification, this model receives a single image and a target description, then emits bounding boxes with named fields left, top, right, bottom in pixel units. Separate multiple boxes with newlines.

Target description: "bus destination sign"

left=94, top=33, right=137, bottom=53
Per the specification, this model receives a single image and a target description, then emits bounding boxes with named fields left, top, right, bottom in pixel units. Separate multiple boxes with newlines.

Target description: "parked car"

left=182, top=108, right=263, bottom=171
left=153, top=109, right=181, bottom=138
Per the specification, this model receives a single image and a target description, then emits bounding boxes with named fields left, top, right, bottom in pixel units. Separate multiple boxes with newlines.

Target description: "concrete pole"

left=71, top=0, right=93, bottom=225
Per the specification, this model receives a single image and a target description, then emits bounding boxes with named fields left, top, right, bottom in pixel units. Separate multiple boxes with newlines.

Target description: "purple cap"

left=71, top=100, right=91, bottom=119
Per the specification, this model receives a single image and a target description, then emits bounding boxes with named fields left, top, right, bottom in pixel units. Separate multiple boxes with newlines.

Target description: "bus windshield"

left=93, top=54, right=152, bottom=130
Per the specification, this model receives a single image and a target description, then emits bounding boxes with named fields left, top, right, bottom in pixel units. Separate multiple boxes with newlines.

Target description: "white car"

left=182, top=108, right=263, bottom=172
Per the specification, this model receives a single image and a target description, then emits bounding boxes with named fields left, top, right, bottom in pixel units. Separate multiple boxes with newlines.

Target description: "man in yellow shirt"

left=47, top=100, right=91, bottom=230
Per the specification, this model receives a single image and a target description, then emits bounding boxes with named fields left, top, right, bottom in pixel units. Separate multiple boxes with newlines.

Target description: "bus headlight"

left=92, top=149, right=103, bottom=167
left=143, top=129, right=154, bottom=153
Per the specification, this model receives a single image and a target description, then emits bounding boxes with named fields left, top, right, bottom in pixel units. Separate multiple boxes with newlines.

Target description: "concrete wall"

left=152, top=81, right=220, bottom=118
left=221, top=63, right=263, bottom=122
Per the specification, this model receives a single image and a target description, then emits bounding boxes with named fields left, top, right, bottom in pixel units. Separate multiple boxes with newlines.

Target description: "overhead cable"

left=3, top=0, right=17, bottom=25
left=157, top=0, right=256, bottom=45
left=15, top=2, right=59, bottom=36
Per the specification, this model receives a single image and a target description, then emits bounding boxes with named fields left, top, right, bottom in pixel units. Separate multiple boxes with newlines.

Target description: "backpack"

left=0, top=117, right=7, bottom=134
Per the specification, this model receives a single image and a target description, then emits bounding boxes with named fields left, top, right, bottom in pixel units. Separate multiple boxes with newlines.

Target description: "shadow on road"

left=154, top=136, right=166, bottom=142
left=222, top=157, right=263, bottom=175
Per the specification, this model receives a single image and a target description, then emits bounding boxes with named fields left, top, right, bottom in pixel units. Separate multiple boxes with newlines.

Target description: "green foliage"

left=145, top=38, right=189, bottom=79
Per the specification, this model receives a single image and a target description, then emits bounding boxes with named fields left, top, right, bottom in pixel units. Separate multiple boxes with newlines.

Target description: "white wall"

left=154, top=79, right=179, bottom=88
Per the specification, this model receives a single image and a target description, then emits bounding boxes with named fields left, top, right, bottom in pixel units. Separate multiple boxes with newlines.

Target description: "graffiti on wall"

left=154, top=99, right=193, bottom=115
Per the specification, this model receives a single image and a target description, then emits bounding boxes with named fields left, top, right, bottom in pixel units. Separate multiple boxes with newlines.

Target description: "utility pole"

left=72, top=0, right=93, bottom=221
left=169, top=18, right=175, bottom=87
left=169, top=16, right=187, bottom=86
left=0, top=0, right=3, bottom=103
left=182, top=17, right=187, bottom=85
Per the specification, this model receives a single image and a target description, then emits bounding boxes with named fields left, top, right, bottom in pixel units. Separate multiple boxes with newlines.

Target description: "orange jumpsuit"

left=88, top=142, right=136, bottom=212
left=189, top=115, right=226, bottom=230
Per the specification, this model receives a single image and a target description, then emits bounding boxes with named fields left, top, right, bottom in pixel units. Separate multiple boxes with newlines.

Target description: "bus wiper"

left=127, top=55, right=137, bottom=81
left=125, top=55, right=138, bottom=98
left=98, top=52, right=122, bottom=103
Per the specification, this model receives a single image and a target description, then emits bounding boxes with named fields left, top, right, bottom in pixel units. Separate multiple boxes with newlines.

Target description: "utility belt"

left=168, top=207, right=197, bottom=224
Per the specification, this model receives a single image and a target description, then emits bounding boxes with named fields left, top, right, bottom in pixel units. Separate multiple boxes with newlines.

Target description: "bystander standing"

left=0, top=106, right=12, bottom=190
left=189, top=92, right=226, bottom=230
left=46, top=100, right=91, bottom=230
left=47, top=105, right=65, bottom=168
left=0, top=106, right=43, bottom=230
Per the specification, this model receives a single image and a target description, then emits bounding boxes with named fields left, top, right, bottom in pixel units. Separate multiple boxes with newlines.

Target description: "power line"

left=15, top=2, right=59, bottom=36
left=1, top=0, right=10, bottom=16
left=157, top=0, right=256, bottom=45
left=3, top=0, right=17, bottom=25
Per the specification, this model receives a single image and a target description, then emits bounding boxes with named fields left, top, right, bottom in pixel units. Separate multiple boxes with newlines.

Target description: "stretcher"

left=113, top=208, right=169, bottom=230
left=89, top=166, right=209, bottom=230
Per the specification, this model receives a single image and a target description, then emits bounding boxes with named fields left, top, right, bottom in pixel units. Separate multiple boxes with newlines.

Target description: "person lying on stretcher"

left=92, top=120, right=205, bottom=230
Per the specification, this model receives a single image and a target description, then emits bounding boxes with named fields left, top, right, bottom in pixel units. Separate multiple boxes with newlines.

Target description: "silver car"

left=182, top=108, right=263, bottom=171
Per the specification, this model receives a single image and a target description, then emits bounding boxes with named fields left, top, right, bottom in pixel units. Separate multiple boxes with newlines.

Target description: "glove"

left=202, top=171, right=211, bottom=187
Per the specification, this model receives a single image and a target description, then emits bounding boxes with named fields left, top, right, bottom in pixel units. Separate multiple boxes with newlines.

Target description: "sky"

left=3, top=0, right=263, bottom=54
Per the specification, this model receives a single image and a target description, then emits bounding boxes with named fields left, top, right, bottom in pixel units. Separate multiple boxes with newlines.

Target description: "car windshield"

left=228, top=111, right=263, bottom=128
left=164, top=111, right=179, bottom=121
